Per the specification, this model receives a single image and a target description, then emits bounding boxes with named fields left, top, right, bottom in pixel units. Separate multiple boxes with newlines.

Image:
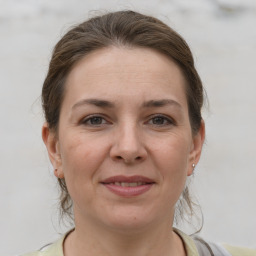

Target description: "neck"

left=63, top=214, right=186, bottom=256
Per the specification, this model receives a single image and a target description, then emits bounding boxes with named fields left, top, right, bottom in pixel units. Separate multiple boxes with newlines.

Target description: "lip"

left=101, top=175, right=155, bottom=184
left=101, top=175, right=155, bottom=197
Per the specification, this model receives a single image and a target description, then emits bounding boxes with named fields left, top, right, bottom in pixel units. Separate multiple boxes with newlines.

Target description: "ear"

left=187, top=120, right=205, bottom=176
left=42, top=123, right=64, bottom=179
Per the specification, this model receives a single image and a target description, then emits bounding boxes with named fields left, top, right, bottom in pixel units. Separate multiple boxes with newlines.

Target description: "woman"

left=23, top=10, right=255, bottom=256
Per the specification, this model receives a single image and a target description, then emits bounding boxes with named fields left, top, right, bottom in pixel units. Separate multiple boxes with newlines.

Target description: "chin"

left=99, top=207, right=158, bottom=233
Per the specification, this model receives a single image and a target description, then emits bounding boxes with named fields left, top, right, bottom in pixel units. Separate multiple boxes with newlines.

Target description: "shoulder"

left=174, top=228, right=200, bottom=256
left=19, top=252, right=42, bottom=256
left=19, top=235, right=65, bottom=256
left=174, top=228, right=256, bottom=256
left=223, top=244, right=256, bottom=256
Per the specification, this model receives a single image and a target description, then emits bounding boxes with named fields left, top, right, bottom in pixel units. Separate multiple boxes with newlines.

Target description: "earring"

left=192, top=163, right=196, bottom=170
left=54, top=169, right=63, bottom=179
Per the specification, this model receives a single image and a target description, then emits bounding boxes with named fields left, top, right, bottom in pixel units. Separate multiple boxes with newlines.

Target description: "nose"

left=110, top=123, right=147, bottom=164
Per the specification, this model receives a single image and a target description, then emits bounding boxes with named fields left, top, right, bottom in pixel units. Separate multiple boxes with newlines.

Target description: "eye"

left=81, top=115, right=108, bottom=126
left=147, top=115, right=175, bottom=126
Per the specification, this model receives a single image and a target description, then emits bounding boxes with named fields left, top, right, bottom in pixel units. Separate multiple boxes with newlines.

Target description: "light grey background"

left=1, top=0, right=256, bottom=255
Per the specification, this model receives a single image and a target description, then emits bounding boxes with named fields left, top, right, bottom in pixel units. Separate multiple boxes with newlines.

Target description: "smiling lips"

left=101, top=175, right=155, bottom=197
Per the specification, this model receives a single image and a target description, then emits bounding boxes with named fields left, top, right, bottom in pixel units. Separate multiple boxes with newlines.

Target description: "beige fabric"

left=223, top=244, right=256, bottom=256
left=21, top=235, right=64, bottom=256
left=21, top=229, right=256, bottom=256
left=175, top=229, right=256, bottom=256
left=175, top=229, right=200, bottom=256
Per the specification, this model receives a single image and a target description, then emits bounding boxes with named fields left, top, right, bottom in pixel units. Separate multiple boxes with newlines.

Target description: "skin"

left=42, top=46, right=205, bottom=256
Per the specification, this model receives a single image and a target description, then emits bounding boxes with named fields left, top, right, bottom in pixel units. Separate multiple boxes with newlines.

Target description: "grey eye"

left=152, top=116, right=166, bottom=125
left=89, top=117, right=104, bottom=125
left=82, top=116, right=108, bottom=126
left=149, top=115, right=173, bottom=126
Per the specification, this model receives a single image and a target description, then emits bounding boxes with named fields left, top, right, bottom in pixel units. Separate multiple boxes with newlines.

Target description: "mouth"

left=101, top=175, right=155, bottom=197
left=106, top=181, right=150, bottom=187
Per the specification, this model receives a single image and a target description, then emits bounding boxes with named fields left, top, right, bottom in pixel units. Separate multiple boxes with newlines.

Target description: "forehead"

left=64, top=46, right=188, bottom=107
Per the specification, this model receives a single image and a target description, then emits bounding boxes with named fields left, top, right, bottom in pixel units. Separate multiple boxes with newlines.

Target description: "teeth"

left=129, top=182, right=139, bottom=187
left=113, top=182, right=146, bottom=187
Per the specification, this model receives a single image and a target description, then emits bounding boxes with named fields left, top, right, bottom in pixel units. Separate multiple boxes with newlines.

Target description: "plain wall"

left=1, top=0, right=256, bottom=255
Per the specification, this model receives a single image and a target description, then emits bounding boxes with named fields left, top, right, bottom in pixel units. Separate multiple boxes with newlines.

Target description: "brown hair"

left=42, top=10, right=204, bottom=224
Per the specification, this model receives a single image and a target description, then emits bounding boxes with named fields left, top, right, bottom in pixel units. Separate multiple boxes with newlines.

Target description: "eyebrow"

left=142, top=99, right=182, bottom=109
left=72, top=98, right=181, bottom=110
left=72, top=99, right=115, bottom=110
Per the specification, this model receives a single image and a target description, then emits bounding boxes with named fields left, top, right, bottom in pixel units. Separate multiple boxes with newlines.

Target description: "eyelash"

left=80, top=115, right=109, bottom=126
left=80, top=114, right=175, bottom=127
left=146, top=114, right=175, bottom=126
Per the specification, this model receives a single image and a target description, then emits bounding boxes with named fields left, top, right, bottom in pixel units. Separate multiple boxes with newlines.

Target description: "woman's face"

left=43, top=47, right=204, bottom=232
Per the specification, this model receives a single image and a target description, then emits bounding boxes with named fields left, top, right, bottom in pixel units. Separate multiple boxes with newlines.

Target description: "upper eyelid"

left=144, top=114, right=176, bottom=125
left=80, top=114, right=110, bottom=124
left=79, top=113, right=175, bottom=124
left=148, top=114, right=175, bottom=121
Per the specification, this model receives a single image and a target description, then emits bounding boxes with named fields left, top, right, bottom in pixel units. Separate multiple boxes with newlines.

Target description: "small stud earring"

left=54, top=169, right=63, bottom=179
left=192, top=163, right=196, bottom=170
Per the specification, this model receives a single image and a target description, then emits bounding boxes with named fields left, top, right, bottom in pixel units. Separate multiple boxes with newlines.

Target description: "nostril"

left=114, top=155, right=142, bottom=163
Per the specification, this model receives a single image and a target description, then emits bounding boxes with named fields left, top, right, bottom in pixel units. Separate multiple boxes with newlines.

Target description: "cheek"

left=154, top=137, right=191, bottom=196
left=58, top=135, right=105, bottom=206
left=59, top=134, right=106, bottom=183
left=58, top=131, right=114, bottom=197
left=155, top=136, right=191, bottom=171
